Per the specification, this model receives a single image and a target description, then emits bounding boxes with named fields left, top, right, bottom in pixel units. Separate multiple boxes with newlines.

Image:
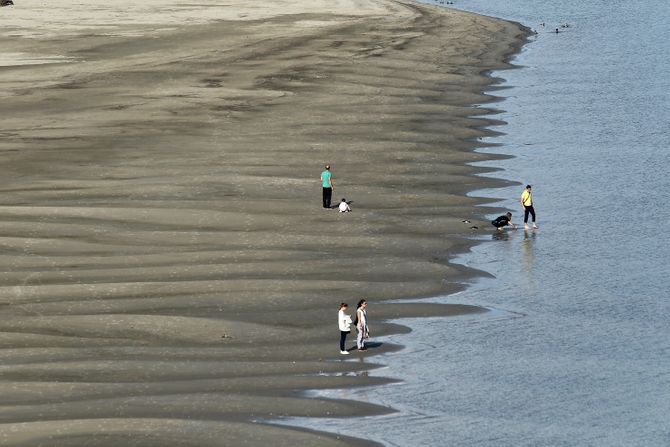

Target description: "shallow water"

left=286, top=0, right=670, bottom=445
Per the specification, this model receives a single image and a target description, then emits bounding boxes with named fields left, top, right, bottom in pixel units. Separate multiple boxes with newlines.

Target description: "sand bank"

left=0, top=0, right=527, bottom=445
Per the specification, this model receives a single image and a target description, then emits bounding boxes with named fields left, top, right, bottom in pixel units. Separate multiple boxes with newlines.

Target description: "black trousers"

left=340, top=331, right=349, bottom=351
left=524, top=205, right=536, bottom=223
left=323, top=187, right=332, bottom=208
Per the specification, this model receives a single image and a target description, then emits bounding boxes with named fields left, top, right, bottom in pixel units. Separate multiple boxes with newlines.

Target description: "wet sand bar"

left=0, top=1, right=527, bottom=445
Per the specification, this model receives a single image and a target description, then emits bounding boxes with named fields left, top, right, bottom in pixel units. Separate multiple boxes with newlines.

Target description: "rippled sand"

left=0, top=0, right=526, bottom=445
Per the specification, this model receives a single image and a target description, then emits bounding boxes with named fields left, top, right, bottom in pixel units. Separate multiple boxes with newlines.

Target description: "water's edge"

left=274, top=9, right=535, bottom=444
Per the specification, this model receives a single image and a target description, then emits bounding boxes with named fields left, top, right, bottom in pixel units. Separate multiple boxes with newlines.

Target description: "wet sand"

left=0, top=0, right=527, bottom=445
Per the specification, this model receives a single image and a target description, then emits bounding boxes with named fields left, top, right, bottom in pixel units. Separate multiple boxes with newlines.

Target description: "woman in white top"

left=338, top=303, right=352, bottom=354
left=356, top=299, right=369, bottom=351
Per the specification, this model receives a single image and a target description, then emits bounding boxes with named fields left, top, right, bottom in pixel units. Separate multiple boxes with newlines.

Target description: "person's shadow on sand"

left=347, top=341, right=382, bottom=352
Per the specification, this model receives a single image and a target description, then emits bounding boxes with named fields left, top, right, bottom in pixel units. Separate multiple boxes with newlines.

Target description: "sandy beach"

left=0, top=1, right=527, bottom=445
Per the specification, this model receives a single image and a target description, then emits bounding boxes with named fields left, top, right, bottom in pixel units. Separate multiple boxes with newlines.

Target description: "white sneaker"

left=340, top=350, right=349, bottom=355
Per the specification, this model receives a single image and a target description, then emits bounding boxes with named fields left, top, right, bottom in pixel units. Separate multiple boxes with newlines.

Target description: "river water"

left=286, top=0, right=670, bottom=445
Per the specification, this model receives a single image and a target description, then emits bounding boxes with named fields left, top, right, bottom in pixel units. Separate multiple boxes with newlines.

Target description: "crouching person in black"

left=491, top=212, right=516, bottom=231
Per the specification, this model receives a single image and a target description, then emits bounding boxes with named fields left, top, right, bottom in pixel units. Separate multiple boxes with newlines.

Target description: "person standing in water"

left=355, top=299, right=369, bottom=351
left=338, top=303, right=352, bottom=355
left=520, top=185, right=538, bottom=229
left=321, top=164, right=333, bottom=209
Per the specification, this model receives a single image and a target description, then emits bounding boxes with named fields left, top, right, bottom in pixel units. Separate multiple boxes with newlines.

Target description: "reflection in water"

left=492, top=229, right=536, bottom=290
left=491, top=230, right=510, bottom=241
left=521, top=229, right=537, bottom=292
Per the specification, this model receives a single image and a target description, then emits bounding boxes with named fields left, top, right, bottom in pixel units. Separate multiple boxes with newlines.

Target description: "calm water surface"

left=286, top=0, right=670, bottom=445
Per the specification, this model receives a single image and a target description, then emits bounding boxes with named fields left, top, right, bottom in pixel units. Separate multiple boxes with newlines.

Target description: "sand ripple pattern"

left=0, top=1, right=523, bottom=445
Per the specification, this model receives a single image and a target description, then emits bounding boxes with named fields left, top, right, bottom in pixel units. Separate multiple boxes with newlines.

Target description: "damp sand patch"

left=0, top=52, right=74, bottom=67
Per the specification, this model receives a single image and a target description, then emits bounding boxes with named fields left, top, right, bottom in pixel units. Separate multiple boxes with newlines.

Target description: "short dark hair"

left=526, top=185, right=532, bottom=189
left=506, top=212, right=512, bottom=217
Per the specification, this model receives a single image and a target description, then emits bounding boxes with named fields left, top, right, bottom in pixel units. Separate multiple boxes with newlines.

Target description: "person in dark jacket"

left=491, top=212, right=517, bottom=231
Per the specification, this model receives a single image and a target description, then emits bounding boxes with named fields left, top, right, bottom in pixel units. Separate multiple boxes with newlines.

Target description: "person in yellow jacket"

left=520, top=185, right=538, bottom=230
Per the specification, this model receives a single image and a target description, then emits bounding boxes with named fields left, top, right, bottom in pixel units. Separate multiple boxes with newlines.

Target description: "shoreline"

left=0, top=1, right=529, bottom=445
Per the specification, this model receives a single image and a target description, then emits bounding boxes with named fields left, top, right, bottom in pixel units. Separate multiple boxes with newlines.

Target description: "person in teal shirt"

left=321, top=164, right=333, bottom=208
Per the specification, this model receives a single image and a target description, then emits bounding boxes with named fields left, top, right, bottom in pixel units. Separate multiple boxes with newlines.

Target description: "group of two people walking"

left=338, top=300, right=368, bottom=354
left=491, top=185, right=539, bottom=231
